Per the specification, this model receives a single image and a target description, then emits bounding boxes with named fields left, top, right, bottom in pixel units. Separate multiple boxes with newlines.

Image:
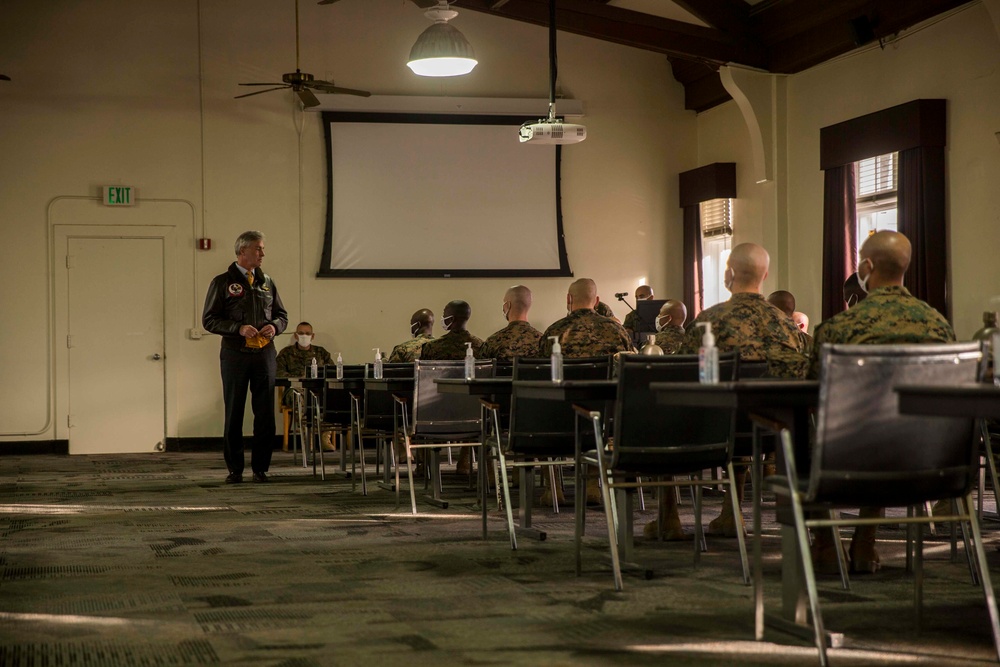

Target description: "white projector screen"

left=319, top=112, right=572, bottom=278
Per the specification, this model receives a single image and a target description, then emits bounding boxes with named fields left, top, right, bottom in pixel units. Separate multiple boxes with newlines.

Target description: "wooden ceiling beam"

left=451, top=0, right=767, bottom=68
left=670, top=0, right=751, bottom=36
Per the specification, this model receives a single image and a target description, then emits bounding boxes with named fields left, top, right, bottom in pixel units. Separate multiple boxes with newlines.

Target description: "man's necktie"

left=247, top=271, right=254, bottom=287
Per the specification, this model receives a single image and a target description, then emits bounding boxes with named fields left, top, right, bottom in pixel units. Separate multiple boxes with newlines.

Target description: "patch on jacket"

left=227, top=283, right=244, bottom=297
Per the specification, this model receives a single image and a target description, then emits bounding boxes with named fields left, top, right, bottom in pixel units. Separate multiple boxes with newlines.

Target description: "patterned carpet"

left=1, top=451, right=998, bottom=666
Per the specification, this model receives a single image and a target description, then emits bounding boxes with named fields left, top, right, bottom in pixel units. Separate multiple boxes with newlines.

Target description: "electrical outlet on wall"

left=189, top=328, right=202, bottom=340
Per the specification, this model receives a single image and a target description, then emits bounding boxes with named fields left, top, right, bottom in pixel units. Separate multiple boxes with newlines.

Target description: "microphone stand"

left=616, top=294, right=640, bottom=346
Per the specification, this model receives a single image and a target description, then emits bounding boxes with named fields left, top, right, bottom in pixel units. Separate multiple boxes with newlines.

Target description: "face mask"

left=442, top=315, right=454, bottom=330
left=296, top=334, right=312, bottom=348
left=857, top=259, right=872, bottom=294
left=502, top=302, right=511, bottom=322
left=723, top=267, right=734, bottom=293
left=655, top=315, right=670, bottom=333
left=410, top=322, right=420, bottom=337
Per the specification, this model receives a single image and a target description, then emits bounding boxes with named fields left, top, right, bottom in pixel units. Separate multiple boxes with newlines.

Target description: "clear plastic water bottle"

left=549, top=336, right=563, bottom=383
left=373, top=348, right=383, bottom=380
left=309, top=356, right=318, bottom=379
left=335, top=352, right=343, bottom=380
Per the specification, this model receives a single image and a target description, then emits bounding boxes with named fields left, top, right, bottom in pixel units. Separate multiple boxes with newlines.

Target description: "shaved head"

left=504, top=285, right=532, bottom=309
left=860, top=230, right=911, bottom=286
left=792, top=311, right=809, bottom=333
left=657, top=299, right=687, bottom=328
left=568, top=279, right=598, bottom=311
left=635, top=285, right=654, bottom=300
left=410, top=308, right=434, bottom=336
left=767, top=290, right=796, bottom=318
left=727, top=243, right=770, bottom=293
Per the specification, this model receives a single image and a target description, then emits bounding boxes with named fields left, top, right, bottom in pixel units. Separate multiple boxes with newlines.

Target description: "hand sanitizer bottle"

left=373, top=348, right=383, bottom=379
left=549, top=336, right=563, bottom=382
left=309, top=356, right=318, bottom=379
left=696, top=322, right=719, bottom=384
left=335, top=352, right=343, bottom=380
left=464, top=342, right=475, bottom=380
left=640, top=334, right=664, bottom=356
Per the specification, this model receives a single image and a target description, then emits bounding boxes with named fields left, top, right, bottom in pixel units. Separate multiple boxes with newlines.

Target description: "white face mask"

left=857, top=258, right=873, bottom=294
left=723, top=267, right=734, bottom=293
left=442, top=315, right=454, bottom=330
left=296, top=334, right=312, bottom=348
left=502, top=302, right=511, bottom=322
left=655, top=315, right=670, bottom=333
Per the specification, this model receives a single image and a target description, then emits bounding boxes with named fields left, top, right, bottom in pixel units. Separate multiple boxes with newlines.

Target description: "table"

left=435, top=378, right=515, bottom=540
left=650, top=380, right=821, bottom=644
left=896, top=383, right=1000, bottom=420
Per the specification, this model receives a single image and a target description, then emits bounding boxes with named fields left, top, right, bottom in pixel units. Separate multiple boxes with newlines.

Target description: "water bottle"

left=549, top=336, right=563, bottom=383
left=464, top=342, right=475, bottom=380
left=373, top=348, right=383, bottom=379
left=309, top=356, right=318, bottom=379
left=335, top=352, right=343, bottom=380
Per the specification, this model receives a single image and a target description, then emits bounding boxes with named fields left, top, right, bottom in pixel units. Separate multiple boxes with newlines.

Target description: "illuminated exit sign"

left=103, top=186, right=136, bottom=206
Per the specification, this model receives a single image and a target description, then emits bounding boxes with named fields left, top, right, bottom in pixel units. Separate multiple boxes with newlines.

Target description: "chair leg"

left=727, top=461, right=750, bottom=585
left=914, top=506, right=924, bottom=634
left=548, top=464, right=560, bottom=514
left=693, top=481, right=703, bottom=565
left=596, top=451, right=623, bottom=591
left=830, top=511, right=850, bottom=591
left=401, top=404, right=418, bottom=514
left=497, top=449, right=517, bottom=550
left=963, top=492, right=1000, bottom=663
left=982, top=421, right=1000, bottom=521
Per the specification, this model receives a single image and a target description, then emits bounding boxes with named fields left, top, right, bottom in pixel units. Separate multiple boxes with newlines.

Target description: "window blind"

left=699, top=198, right=733, bottom=238
left=857, top=152, right=897, bottom=198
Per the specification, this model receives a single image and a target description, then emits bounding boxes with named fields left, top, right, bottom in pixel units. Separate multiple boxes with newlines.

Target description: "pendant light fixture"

left=407, top=1, right=477, bottom=77
left=518, top=0, right=586, bottom=144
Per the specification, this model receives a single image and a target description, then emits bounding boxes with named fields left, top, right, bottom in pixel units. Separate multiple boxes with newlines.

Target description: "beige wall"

left=0, top=0, right=694, bottom=441
left=698, top=3, right=1000, bottom=336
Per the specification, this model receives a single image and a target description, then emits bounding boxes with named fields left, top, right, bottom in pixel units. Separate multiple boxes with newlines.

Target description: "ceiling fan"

left=235, top=0, right=370, bottom=108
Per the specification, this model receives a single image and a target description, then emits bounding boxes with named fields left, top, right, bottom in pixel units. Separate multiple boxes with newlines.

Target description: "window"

left=855, top=152, right=898, bottom=259
left=700, top=198, right=733, bottom=309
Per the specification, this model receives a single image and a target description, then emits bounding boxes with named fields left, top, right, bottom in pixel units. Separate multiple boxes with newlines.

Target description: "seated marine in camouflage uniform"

left=276, top=321, right=333, bottom=382
left=594, top=299, right=618, bottom=321
left=480, top=285, right=543, bottom=361
left=539, top=279, right=634, bottom=358
left=652, top=299, right=688, bottom=355
left=676, top=243, right=807, bottom=538
left=768, top=289, right=811, bottom=355
left=388, top=309, right=435, bottom=363
left=418, top=300, right=484, bottom=360
left=622, top=285, right=654, bottom=338
left=808, top=230, right=955, bottom=575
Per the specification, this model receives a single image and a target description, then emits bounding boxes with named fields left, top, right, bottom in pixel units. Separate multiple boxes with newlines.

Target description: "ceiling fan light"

left=407, top=22, right=477, bottom=77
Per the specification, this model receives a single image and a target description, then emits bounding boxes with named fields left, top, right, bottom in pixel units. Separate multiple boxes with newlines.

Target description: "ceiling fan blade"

left=297, top=88, right=320, bottom=108
left=311, top=80, right=372, bottom=97
left=234, top=86, right=289, bottom=99
left=238, top=82, right=285, bottom=87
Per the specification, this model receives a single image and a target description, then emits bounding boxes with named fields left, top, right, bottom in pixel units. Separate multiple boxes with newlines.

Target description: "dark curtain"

left=898, top=146, right=948, bottom=317
left=682, top=205, right=704, bottom=319
left=821, top=164, right=857, bottom=321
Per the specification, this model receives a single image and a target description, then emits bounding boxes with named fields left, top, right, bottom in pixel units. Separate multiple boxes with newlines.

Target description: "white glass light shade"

left=407, top=22, right=477, bottom=77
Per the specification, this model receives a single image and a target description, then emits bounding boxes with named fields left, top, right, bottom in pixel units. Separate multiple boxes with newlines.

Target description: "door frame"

left=54, top=224, right=180, bottom=445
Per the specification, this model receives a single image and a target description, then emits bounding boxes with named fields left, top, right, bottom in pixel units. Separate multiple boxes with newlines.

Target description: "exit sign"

left=103, top=186, right=136, bottom=206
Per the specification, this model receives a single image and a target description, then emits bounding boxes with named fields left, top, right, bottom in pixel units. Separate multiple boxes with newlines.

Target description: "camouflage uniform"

left=388, top=333, right=434, bottom=363
left=653, top=326, right=686, bottom=355
left=595, top=301, right=616, bottom=319
left=808, top=285, right=955, bottom=379
left=680, top=292, right=808, bottom=379
left=479, top=321, right=544, bottom=361
left=539, top=309, right=635, bottom=358
left=623, top=310, right=638, bottom=333
left=418, top=329, right=485, bottom=360
left=276, top=344, right=333, bottom=378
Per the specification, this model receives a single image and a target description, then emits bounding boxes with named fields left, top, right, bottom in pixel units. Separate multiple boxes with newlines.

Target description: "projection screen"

left=319, top=112, right=572, bottom=278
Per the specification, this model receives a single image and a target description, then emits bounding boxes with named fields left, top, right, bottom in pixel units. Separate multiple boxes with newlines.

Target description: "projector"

left=518, top=119, right=587, bottom=145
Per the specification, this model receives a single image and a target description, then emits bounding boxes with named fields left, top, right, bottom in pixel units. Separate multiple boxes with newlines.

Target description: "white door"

left=67, top=237, right=166, bottom=454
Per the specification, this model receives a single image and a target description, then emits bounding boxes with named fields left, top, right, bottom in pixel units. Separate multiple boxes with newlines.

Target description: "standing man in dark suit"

left=203, top=231, right=288, bottom=484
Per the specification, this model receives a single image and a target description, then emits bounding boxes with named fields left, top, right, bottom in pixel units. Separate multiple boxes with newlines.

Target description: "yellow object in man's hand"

left=245, top=333, right=270, bottom=349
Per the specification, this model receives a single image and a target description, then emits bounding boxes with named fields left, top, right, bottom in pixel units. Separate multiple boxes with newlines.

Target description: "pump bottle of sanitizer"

left=696, top=322, right=719, bottom=384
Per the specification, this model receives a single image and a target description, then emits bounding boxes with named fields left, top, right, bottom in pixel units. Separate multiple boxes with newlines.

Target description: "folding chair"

left=760, top=342, right=1000, bottom=666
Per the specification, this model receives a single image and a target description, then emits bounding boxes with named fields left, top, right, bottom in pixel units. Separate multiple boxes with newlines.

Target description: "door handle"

left=152, top=353, right=163, bottom=361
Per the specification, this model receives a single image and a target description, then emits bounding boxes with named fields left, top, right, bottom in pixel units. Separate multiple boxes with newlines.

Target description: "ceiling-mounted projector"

left=518, top=118, right=587, bottom=145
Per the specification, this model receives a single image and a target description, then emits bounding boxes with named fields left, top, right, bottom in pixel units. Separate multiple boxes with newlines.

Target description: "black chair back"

left=411, top=359, right=494, bottom=437
left=611, top=353, right=737, bottom=474
left=363, top=362, right=414, bottom=432
left=323, top=364, right=365, bottom=429
left=506, top=356, right=611, bottom=457
left=809, top=342, right=981, bottom=506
